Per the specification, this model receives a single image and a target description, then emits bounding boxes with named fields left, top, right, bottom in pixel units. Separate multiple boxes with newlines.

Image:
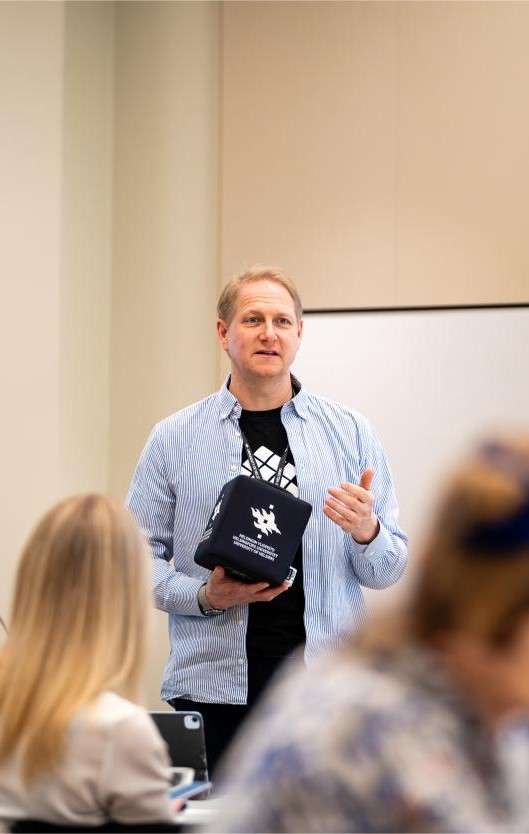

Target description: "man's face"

left=217, top=279, right=303, bottom=384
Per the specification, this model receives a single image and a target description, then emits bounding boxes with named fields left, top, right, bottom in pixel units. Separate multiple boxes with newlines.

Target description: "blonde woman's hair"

left=0, top=494, right=150, bottom=783
left=217, top=265, right=303, bottom=324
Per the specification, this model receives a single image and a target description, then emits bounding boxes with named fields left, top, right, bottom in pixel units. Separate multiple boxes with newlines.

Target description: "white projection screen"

left=292, top=306, right=529, bottom=609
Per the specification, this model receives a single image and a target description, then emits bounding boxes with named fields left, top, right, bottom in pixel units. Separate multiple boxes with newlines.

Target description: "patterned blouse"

left=212, top=646, right=529, bottom=832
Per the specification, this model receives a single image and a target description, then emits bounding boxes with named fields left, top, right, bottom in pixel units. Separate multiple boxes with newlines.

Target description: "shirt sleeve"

left=345, top=417, right=408, bottom=589
left=98, top=709, right=175, bottom=825
left=127, top=425, right=204, bottom=616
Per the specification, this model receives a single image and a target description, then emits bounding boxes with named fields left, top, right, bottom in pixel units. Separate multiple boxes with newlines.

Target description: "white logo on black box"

left=251, top=504, right=281, bottom=538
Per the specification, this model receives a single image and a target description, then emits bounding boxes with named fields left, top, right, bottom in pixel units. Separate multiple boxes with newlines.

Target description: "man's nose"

left=260, top=320, right=277, bottom=340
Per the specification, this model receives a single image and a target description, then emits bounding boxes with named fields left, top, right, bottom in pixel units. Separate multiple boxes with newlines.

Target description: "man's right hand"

left=205, top=566, right=289, bottom=610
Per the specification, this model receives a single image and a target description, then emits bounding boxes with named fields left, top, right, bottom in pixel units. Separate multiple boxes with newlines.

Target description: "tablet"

left=150, top=710, right=209, bottom=782
left=169, top=780, right=212, bottom=801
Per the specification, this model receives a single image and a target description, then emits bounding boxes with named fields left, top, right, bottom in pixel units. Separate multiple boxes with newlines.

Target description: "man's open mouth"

left=255, top=350, right=279, bottom=356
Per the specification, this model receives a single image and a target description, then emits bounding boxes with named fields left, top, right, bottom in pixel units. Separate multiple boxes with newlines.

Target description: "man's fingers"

left=211, top=566, right=225, bottom=580
left=326, top=496, right=351, bottom=518
left=359, top=469, right=375, bottom=491
left=274, top=580, right=290, bottom=595
left=254, top=584, right=289, bottom=603
left=327, top=490, right=367, bottom=513
left=325, top=497, right=363, bottom=526
left=249, top=581, right=272, bottom=593
left=324, top=504, right=347, bottom=529
left=327, top=470, right=375, bottom=505
left=209, top=569, right=289, bottom=605
left=330, top=486, right=369, bottom=505
left=211, top=567, right=268, bottom=590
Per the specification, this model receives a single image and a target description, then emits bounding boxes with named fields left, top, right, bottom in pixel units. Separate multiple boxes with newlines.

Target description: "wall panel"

left=222, top=2, right=529, bottom=308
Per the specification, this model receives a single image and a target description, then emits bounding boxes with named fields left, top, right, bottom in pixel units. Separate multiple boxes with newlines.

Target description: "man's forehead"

left=236, top=280, right=296, bottom=313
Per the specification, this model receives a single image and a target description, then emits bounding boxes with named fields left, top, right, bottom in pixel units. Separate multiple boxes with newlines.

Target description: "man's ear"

left=217, top=319, right=229, bottom=350
left=297, top=318, right=304, bottom=340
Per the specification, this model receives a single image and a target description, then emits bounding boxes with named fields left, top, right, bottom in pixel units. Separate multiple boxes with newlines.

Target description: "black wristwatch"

left=197, top=583, right=224, bottom=616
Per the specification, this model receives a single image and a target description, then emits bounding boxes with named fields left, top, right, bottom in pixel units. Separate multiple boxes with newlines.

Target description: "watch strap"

left=197, top=582, right=224, bottom=616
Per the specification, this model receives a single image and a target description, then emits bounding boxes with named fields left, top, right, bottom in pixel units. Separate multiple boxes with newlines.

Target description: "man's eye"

left=277, top=318, right=292, bottom=326
left=244, top=317, right=259, bottom=324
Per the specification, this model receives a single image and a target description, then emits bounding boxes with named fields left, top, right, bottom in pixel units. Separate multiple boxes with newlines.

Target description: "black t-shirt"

left=238, top=406, right=306, bottom=659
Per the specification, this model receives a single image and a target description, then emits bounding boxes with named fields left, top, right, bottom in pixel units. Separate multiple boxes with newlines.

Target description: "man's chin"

left=249, top=363, right=285, bottom=378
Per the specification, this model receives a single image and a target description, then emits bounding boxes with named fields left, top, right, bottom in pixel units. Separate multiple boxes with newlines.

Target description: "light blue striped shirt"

left=127, top=378, right=408, bottom=704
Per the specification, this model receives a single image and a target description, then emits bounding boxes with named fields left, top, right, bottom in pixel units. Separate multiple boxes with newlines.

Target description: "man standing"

left=127, top=266, right=407, bottom=772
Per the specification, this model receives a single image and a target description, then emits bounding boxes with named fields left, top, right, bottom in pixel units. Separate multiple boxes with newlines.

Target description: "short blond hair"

left=0, top=494, right=150, bottom=782
left=217, top=265, right=303, bottom=324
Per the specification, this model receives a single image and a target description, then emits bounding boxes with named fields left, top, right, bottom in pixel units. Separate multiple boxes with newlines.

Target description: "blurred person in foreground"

left=0, top=495, right=179, bottom=832
left=212, top=436, right=529, bottom=833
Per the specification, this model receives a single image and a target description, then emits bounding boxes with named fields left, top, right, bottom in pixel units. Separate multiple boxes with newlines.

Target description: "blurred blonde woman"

left=214, top=436, right=529, bottom=833
left=0, top=495, right=177, bottom=831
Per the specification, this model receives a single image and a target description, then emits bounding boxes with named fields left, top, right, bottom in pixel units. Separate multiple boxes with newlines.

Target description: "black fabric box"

left=194, top=475, right=312, bottom=585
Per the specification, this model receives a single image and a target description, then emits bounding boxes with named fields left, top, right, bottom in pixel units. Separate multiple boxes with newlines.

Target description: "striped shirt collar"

left=218, top=374, right=308, bottom=421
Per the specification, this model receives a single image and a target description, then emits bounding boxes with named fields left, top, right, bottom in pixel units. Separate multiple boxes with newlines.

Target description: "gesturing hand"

left=324, top=469, right=380, bottom=544
left=205, top=566, right=289, bottom=610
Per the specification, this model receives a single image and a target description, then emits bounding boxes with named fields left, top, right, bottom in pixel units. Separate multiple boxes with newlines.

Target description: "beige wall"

left=0, top=2, right=113, bottom=624
left=222, top=1, right=529, bottom=308
left=61, top=2, right=114, bottom=495
left=110, top=0, right=220, bottom=498
left=0, top=1, right=64, bottom=624
left=111, top=1, right=220, bottom=707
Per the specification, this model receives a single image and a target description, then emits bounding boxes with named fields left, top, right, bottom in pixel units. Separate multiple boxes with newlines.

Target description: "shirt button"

left=235, top=431, right=241, bottom=438
left=237, top=619, right=244, bottom=625
left=230, top=464, right=238, bottom=471
left=237, top=658, right=245, bottom=665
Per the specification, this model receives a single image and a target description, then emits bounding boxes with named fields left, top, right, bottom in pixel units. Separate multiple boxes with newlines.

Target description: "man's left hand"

left=324, top=469, right=380, bottom=544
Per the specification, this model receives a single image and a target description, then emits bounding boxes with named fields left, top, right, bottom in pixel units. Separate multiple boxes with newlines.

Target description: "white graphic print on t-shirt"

left=241, top=445, right=298, bottom=496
